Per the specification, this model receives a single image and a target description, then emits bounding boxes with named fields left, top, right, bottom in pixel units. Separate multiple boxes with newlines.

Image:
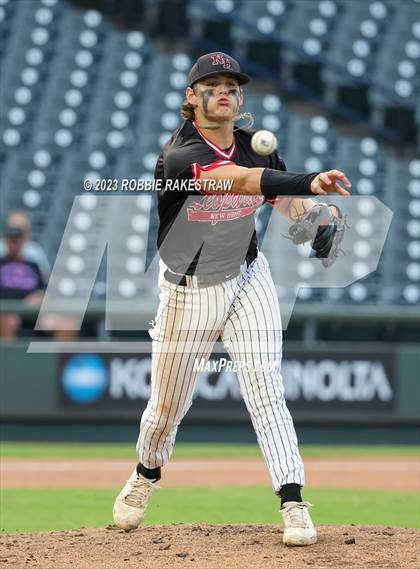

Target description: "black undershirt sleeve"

left=260, top=168, right=319, bottom=199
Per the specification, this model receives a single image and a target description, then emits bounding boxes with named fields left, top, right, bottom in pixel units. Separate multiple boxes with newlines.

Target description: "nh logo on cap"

left=210, top=53, right=232, bottom=69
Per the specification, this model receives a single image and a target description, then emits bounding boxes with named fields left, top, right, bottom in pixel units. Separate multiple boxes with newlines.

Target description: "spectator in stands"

left=0, top=212, right=77, bottom=340
left=0, top=211, right=50, bottom=280
left=0, top=218, right=46, bottom=339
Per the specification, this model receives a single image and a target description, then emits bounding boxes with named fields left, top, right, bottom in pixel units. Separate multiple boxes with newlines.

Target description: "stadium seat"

left=1, top=0, right=418, bottom=306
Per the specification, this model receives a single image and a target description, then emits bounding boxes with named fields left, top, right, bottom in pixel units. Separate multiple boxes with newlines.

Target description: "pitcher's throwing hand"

left=310, top=169, right=351, bottom=196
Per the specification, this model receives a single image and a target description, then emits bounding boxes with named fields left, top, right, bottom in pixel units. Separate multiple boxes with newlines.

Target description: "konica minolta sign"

left=58, top=348, right=395, bottom=416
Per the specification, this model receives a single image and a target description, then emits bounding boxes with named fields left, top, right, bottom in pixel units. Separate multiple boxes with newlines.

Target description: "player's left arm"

left=272, top=197, right=342, bottom=223
left=270, top=196, right=315, bottom=221
left=266, top=154, right=348, bottom=267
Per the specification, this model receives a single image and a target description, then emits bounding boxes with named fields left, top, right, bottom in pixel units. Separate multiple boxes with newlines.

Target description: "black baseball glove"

left=288, top=203, right=348, bottom=268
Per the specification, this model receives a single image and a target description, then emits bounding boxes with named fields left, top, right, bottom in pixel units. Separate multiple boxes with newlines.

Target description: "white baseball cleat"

left=280, top=501, right=317, bottom=546
left=113, top=468, right=159, bottom=530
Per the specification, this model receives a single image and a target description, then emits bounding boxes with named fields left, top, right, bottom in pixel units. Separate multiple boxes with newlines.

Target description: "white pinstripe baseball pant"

left=136, top=252, right=305, bottom=492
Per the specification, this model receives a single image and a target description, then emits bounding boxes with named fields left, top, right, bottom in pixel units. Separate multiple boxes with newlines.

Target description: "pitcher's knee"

left=141, top=404, right=178, bottom=439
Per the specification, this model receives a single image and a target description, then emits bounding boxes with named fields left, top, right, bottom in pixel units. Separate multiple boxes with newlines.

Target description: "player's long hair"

left=180, top=99, right=196, bottom=121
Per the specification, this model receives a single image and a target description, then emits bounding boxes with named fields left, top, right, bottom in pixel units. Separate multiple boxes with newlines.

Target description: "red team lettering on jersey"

left=187, top=194, right=265, bottom=225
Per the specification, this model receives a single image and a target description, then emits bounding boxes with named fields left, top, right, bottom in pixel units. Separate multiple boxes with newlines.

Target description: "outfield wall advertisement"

left=57, top=350, right=396, bottom=419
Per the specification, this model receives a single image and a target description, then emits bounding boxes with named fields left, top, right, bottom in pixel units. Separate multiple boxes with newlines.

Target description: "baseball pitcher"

left=113, top=52, right=351, bottom=546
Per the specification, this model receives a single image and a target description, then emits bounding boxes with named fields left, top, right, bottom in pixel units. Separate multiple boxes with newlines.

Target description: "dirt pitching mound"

left=1, top=524, right=419, bottom=569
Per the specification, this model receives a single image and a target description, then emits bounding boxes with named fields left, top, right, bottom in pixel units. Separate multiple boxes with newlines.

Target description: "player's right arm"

left=163, top=143, right=350, bottom=199
left=197, top=164, right=351, bottom=198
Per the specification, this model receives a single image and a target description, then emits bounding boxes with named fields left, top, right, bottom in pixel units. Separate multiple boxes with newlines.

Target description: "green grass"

left=1, top=442, right=419, bottom=460
left=1, top=487, right=419, bottom=534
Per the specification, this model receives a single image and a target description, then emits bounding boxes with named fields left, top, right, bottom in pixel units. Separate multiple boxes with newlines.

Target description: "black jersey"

left=154, top=119, right=286, bottom=277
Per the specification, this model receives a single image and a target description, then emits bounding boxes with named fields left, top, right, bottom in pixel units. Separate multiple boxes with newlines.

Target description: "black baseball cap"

left=188, top=52, right=250, bottom=88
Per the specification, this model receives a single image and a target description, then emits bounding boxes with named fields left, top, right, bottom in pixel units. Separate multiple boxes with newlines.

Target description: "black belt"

left=164, top=250, right=258, bottom=288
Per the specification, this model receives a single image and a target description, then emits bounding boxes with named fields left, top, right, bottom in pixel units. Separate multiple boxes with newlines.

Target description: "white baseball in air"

left=251, top=130, right=278, bottom=156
